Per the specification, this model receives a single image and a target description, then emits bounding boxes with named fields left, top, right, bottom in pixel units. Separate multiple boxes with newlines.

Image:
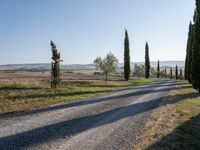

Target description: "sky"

left=0, top=0, right=195, bottom=65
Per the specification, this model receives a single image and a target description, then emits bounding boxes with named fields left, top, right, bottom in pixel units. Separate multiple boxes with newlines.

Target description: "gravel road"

left=0, top=79, right=176, bottom=150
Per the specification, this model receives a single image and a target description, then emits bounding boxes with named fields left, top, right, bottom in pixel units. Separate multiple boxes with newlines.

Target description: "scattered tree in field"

left=145, top=42, right=150, bottom=79
left=50, top=41, right=62, bottom=89
left=175, top=65, right=178, bottom=80
left=180, top=68, right=183, bottom=80
left=134, top=64, right=145, bottom=78
left=185, top=22, right=193, bottom=83
left=157, top=60, right=160, bottom=78
left=192, top=0, right=200, bottom=93
left=150, top=68, right=157, bottom=78
left=94, top=52, right=118, bottom=82
left=159, top=70, right=166, bottom=78
left=170, top=67, right=173, bottom=79
left=124, top=29, right=131, bottom=81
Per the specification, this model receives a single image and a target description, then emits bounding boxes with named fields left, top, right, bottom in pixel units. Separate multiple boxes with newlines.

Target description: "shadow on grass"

left=1, top=80, right=176, bottom=118
left=0, top=87, right=45, bottom=90
left=166, top=92, right=200, bottom=105
left=0, top=80, right=194, bottom=149
left=146, top=114, right=200, bottom=150
left=5, top=81, right=176, bottom=101
left=145, top=81, right=200, bottom=150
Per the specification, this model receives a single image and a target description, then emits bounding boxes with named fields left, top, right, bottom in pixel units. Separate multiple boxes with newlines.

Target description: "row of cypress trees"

left=124, top=31, right=151, bottom=80
left=185, top=0, right=200, bottom=93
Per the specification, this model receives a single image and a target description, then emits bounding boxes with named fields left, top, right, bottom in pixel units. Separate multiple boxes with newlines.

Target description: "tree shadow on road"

left=0, top=97, right=163, bottom=149
left=0, top=80, right=196, bottom=149
left=2, top=80, right=176, bottom=118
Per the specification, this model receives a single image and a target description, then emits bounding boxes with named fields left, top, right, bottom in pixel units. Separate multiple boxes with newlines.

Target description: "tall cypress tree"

left=180, top=68, right=183, bottom=80
left=170, top=67, right=173, bottom=79
left=185, top=22, right=192, bottom=81
left=164, top=67, right=167, bottom=78
left=192, top=0, right=200, bottom=93
left=157, top=60, right=160, bottom=78
left=145, top=42, right=150, bottom=79
left=188, top=24, right=195, bottom=84
left=175, top=65, right=178, bottom=80
left=124, top=29, right=131, bottom=81
left=50, top=41, right=62, bottom=89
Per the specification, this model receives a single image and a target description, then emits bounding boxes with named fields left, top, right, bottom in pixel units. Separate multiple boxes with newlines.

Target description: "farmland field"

left=0, top=70, right=157, bottom=115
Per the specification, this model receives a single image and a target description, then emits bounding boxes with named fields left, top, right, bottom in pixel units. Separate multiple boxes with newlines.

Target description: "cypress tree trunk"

left=175, top=65, right=178, bottom=80
left=192, top=1, right=200, bottom=93
left=105, top=73, right=108, bottom=82
left=157, top=60, right=160, bottom=78
left=170, top=67, right=173, bottom=79
left=145, top=42, right=150, bottom=79
left=124, top=29, right=131, bottom=81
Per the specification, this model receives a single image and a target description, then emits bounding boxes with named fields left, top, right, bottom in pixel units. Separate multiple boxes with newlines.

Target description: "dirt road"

left=0, top=79, right=176, bottom=150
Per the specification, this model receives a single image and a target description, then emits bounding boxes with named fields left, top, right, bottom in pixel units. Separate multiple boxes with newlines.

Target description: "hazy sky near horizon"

left=0, top=0, right=195, bottom=64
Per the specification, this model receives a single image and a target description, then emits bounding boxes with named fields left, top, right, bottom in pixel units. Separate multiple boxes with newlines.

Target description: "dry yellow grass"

left=133, top=80, right=200, bottom=150
left=0, top=71, right=158, bottom=115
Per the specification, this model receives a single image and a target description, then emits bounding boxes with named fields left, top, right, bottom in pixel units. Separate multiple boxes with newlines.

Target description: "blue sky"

left=0, top=0, right=195, bottom=64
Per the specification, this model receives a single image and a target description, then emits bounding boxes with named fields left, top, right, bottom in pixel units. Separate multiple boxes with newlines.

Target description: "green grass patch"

left=128, top=78, right=158, bottom=85
left=176, top=81, right=200, bottom=124
left=172, top=81, right=200, bottom=149
left=0, top=78, right=158, bottom=115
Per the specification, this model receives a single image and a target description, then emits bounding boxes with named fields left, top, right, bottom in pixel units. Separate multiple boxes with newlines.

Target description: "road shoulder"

left=133, top=80, right=200, bottom=150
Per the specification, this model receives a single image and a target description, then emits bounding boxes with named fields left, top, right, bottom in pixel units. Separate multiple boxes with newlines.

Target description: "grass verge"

left=0, top=78, right=158, bottom=115
left=133, top=80, right=200, bottom=150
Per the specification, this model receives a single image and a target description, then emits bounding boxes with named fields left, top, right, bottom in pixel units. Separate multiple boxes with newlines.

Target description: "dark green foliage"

left=180, top=68, right=183, bottom=80
left=164, top=68, right=167, bottom=78
left=192, top=0, right=200, bottom=93
left=124, top=29, right=131, bottom=81
left=157, top=60, right=160, bottom=78
left=175, top=65, right=178, bottom=80
left=170, top=67, right=173, bottom=79
left=185, top=22, right=193, bottom=82
left=50, top=41, right=62, bottom=89
left=145, top=42, right=150, bottom=79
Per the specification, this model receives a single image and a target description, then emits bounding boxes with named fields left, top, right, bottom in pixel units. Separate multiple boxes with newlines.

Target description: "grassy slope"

left=133, top=80, right=200, bottom=150
left=0, top=78, right=157, bottom=115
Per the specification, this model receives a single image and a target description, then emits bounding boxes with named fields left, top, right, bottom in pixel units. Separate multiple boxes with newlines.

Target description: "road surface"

left=0, top=79, right=176, bottom=150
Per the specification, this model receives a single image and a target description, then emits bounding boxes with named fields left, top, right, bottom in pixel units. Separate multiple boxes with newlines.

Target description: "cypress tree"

left=145, top=42, right=150, bottom=79
left=50, top=41, right=62, bottom=89
left=157, top=60, right=160, bottom=78
left=188, top=24, right=195, bottom=83
left=164, top=67, right=167, bottom=78
left=170, top=67, right=173, bottom=79
left=192, top=0, right=200, bottom=93
left=180, top=68, right=183, bottom=80
left=124, top=29, right=131, bottom=81
left=175, top=65, right=178, bottom=80
left=185, top=22, right=193, bottom=81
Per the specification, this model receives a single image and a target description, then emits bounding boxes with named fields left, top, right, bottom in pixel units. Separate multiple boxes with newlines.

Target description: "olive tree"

left=134, top=64, right=145, bottom=78
left=94, top=52, right=118, bottom=82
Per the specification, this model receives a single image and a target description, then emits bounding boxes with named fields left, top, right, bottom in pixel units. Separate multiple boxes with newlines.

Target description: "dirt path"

left=0, top=79, right=176, bottom=150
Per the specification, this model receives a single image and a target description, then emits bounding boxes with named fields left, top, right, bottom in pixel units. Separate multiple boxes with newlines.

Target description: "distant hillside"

left=0, top=61, right=184, bottom=71
left=119, top=61, right=185, bottom=69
